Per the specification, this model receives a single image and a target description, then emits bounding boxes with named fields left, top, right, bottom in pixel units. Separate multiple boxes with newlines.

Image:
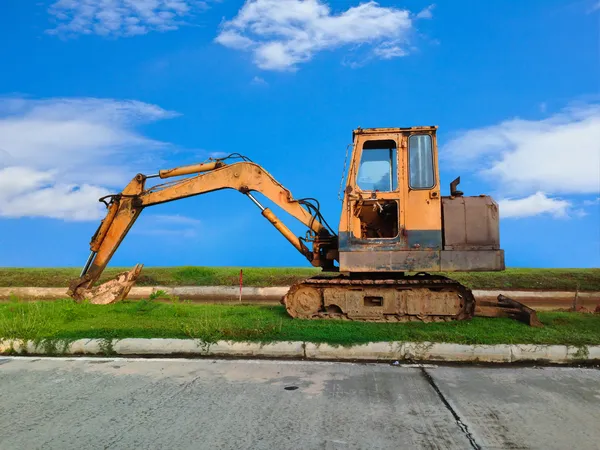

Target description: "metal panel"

left=323, top=289, right=392, bottom=319
left=338, top=230, right=441, bottom=252
left=440, top=250, right=505, bottom=272
left=339, top=250, right=441, bottom=272
left=442, top=196, right=500, bottom=250
left=407, top=230, right=442, bottom=250
left=322, top=284, right=463, bottom=319
left=405, top=289, right=461, bottom=316
left=339, top=249, right=504, bottom=272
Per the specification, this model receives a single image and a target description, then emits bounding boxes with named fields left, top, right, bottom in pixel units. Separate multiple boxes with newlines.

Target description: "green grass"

left=1, top=300, right=599, bottom=347
left=0, top=267, right=599, bottom=291
left=0, top=267, right=320, bottom=288
left=444, top=268, right=600, bottom=292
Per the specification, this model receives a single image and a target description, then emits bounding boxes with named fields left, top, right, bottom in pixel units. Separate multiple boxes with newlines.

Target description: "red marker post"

left=239, top=269, right=243, bottom=303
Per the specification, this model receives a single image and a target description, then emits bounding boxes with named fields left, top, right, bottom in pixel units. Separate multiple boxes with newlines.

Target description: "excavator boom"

left=69, top=156, right=338, bottom=303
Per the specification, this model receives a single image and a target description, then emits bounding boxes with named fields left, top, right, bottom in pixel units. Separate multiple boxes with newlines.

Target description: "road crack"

left=419, top=367, right=481, bottom=450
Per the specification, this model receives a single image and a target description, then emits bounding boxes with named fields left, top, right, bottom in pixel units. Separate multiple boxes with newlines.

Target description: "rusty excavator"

left=68, top=126, right=540, bottom=326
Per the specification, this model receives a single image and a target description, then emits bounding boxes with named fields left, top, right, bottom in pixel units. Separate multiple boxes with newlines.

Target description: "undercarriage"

left=283, top=273, right=476, bottom=322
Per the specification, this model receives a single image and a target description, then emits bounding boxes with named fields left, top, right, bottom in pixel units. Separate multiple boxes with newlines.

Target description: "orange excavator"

left=68, top=126, right=540, bottom=325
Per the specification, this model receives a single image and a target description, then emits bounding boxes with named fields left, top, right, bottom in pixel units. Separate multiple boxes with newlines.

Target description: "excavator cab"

left=339, top=127, right=504, bottom=274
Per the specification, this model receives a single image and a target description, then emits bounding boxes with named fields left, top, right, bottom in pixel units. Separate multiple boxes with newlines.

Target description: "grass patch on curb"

left=1, top=300, right=599, bottom=346
left=0, top=267, right=599, bottom=291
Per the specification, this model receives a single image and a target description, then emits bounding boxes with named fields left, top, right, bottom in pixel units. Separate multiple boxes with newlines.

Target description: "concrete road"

left=0, top=358, right=598, bottom=450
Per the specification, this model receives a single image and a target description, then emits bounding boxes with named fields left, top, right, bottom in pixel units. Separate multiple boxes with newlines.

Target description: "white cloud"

left=0, top=96, right=177, bottom=221
left=416, top=4, right=434, bottom=19
left=373, top=41, right=408, bottom=59
left=443, top=104, right=600, bottom=196
left=0, top=148, right=13, bottom=167
left=583, top=197, right=600, bottom=206
left=132, top=214, right=201, bottom=238
left=0, top=167, right=110, bottom=221
left=215, top=0, right=422, bottom=70
left=208, top=151, right=228, bottom=159
left=442, top=104, right=600, bottom=219
left=47, top=0, right=207, bottom=37
left=133, top=227, right=198, bottom=238
left=499, top=192, right=571, bottom=219
left=251, top=76, right=268, bottom=86
left=150, top=214, right=201, bottom=225
left=589, top=1, right=600, bottom=13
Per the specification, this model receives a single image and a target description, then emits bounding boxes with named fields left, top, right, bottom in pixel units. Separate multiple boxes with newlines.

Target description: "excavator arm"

left=68, top=157, right=338, bottom=304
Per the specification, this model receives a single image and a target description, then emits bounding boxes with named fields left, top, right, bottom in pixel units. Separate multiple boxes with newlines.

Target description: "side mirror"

left=450, top=177, right=464, bottom=197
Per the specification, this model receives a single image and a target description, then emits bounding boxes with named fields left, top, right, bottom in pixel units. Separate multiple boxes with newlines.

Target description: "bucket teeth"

left=70, top=264, right=143, bottom=305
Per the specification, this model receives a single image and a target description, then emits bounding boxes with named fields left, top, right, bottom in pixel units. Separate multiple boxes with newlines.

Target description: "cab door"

left=401, top=132, right=443, bottom=250
left=343, top=132, right=408, bottom=251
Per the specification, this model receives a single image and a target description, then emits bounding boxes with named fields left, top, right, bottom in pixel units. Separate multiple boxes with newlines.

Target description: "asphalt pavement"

left=0, top=357, right=598, bottom=450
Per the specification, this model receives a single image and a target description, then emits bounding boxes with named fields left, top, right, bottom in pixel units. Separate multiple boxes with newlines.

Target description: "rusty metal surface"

left=339, top=249, right=503, bottom=272
left=75, top=195, right=144, bottom=293
left=353, top=126, right=438, bottom=139
left=339, top=250, right=441, bottom=272
left=476, top=294, right=543, bottom=327
left=406, top=230, right=442, bottom=250
left=142, top=162, right=328, bottom=235
left=440, top=250, right=505, bottom=271
left=261, top=208, right=312, bottom=259
left=283, top=285, right=322, bottom=318
left=323, top=287, right=462, bottom=319
left=69, top=264, right=143, bottom=304
left=337, top=231, right=406, bottom=252
left=284, top=275, right=542, bottom=326
left=89, top=201, right=119, bottom=252
left=338, top=230, right=442, bottom=252
left=474, top=291, right=600, bottom=312
left=442, top=196, right=500, bottom=250
left=158, top=161, right=222, bottom=179
left=283, top=274, right=475, bottom=322
left=68, top=157, right=339, bottom=304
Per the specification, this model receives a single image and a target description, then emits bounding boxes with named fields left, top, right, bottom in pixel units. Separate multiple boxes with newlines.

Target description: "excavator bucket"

left=69, top=264, right=143, bottom=305
left=475, top=294, right=543, bottom=327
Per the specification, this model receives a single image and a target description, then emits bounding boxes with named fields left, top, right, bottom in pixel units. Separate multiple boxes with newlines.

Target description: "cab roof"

left=353, top=126, right=438, bottom=140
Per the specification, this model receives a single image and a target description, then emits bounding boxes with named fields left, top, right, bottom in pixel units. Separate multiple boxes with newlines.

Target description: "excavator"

left=68, top=126, right=540, bottom=326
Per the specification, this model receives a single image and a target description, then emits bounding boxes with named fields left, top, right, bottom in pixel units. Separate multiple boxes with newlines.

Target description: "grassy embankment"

left=2, top=268, right=598, bottom=348
left=1, top=299, right=599, bottom=347
left=1, top=267, right=599, bottom=291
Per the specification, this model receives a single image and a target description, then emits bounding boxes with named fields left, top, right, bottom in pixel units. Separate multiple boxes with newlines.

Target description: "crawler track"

left=283, top=274, right=476, bottom=322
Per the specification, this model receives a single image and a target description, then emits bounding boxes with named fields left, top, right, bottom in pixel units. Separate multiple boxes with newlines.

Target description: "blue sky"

left=0, top=0, right=598, bottom=269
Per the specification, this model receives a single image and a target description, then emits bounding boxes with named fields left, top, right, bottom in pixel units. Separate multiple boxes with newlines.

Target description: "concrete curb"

left=0, top=286, right=289, bottom=302
left=1, top=339, right=598, bottom=364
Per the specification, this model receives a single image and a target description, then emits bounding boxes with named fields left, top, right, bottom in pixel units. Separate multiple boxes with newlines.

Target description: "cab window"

left=357, top=140, right=397, bottom=192
left=409, top=135, right=434, bottom=189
